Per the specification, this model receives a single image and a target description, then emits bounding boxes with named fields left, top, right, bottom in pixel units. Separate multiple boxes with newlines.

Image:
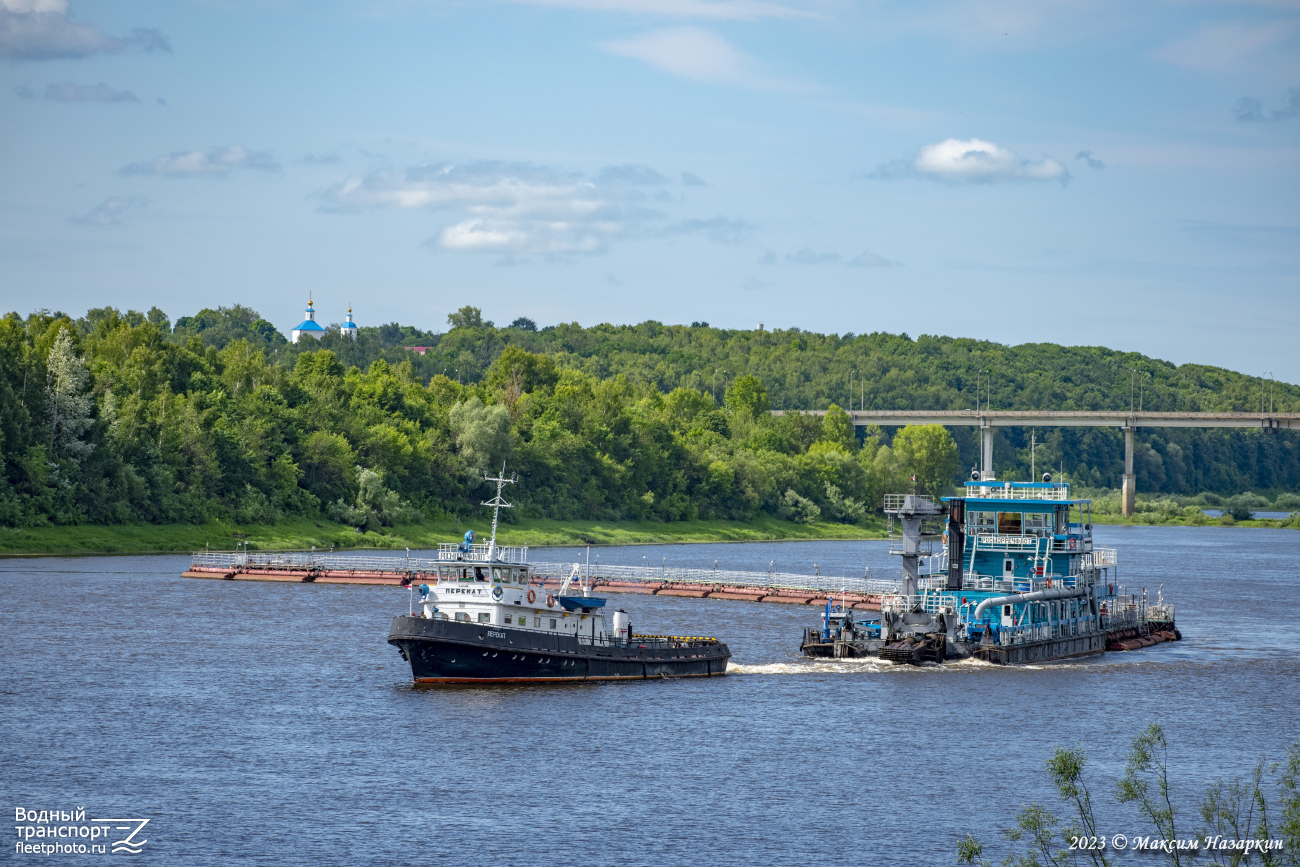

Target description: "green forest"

left=2, top=304, right=1297, bottom=537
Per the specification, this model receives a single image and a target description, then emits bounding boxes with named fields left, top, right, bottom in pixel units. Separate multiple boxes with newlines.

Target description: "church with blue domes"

left=291, top=296, right=359, bottom=343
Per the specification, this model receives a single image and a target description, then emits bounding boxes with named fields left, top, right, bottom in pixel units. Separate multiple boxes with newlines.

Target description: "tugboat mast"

left=482, top=463, right=516, bottom=560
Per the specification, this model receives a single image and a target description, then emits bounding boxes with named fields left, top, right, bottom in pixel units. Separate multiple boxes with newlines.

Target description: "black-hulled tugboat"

left=388, top=469, right=731, bottom=683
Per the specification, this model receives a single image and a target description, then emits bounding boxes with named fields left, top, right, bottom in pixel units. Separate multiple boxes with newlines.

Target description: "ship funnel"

left=613, top=610, right=631, bottom=642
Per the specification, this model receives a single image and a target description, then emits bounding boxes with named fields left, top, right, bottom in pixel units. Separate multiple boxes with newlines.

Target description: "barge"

left=801, top=475, right=1179, bottom=665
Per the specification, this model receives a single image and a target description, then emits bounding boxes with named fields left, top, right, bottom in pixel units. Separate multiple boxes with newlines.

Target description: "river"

left=2, top=525, right=1297, bottom=865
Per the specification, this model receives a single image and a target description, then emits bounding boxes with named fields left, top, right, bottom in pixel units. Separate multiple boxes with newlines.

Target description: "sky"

left=1, top=0, right=1297, bottom=382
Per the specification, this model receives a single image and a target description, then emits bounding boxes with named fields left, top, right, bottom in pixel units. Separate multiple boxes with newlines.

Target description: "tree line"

left=0, top=304, right=1295, bottom=529
left=179, top=303, right=1298, bottom=495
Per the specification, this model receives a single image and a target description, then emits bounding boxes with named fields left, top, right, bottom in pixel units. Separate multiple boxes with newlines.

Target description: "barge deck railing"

left=189, top=550, right=901, bottom=596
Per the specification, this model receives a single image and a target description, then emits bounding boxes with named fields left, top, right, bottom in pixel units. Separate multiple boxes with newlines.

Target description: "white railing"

left=435, top=542, right=528, bottom=564
left=992, top=613, right=1102, bottom=646
left=959, top=575, right=1017, bottom=592
left=965, top=483, right=1073, bottom=501
left=1088, top=548, right=1118, bottom=568
left=888, top=535, right=940, bottom=556
left=192, top=551, right=426, bottom=572
left=190, top=550, right=528, bottom=573
left=881, top=593, right=959, bottom=615
left=190, top=550, right=902, bottom=596
left=1148, top=602, right=1175, bottom=622
left=529, top=562, right=901, bottom=596
left=883, top=494, right=937, bottom=512
left=1102, top=608, right=1141, bottom=631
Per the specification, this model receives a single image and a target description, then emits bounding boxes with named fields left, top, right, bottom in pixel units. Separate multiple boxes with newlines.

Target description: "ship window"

left=455, top=612, right=470, bottom=622
left=477, top=612, right=490, bottom=623
left=517, top=616, right=525, bottom=626
left=997, top=512, right=1023, bottom=534
left=968, top=511, right=995, bottom=533
left=492, top=567, right=506, bottom=582
left=549, top=619, right=557, bottom=629
left=533, top=617, right=540, bottom=628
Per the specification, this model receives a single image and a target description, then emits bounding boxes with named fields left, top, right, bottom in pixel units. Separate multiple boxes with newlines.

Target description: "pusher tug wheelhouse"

left=800, top=473, right=1180, bottom=665
left=387, top=469, right=731, bottom=684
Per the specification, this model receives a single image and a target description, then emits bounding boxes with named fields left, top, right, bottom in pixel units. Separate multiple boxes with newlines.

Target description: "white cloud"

left=16, top=80, right=139, bottom=102
left=1234, top=86, right=1300, bottom=121
left=903, top=0, right=1119, bottom=47
left=322, top=160, right=740, bottom=256
left=1153, top=21, right=1295, bottom=72
left=0, top=0, right=168, bottom=60
left=4, top=0, right=66, bottom=11
left=875, top=138, right=1070, bottom=184
left=847, top=249, right=898, bottom=267
left=499, top=0, right=811, bottom=21
left=602, top=26, right=798, bottom=88
left=72, top=195, right=148, bottom=226
left=662, top=216, right=752, bottom=243
left=1075, top=149, right=1105, bottom=170
left=120, top=146, right=281, bottom=177
left=603, top=27, right=746, bottom=84
left=785, top=247, right=839, bottom=265
left=761, top=246, right=899, bottom=267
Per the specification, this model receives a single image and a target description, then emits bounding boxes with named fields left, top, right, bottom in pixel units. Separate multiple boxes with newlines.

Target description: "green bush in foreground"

left=958, top=724, right=1300, bottom=867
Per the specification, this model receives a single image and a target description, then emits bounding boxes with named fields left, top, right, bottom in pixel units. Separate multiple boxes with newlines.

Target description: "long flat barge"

left=182, top=554, right=886, bottom=609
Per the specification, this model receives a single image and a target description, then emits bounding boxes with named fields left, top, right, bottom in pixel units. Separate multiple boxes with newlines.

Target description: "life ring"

left=546, top=595, right=556, bottom=608
left=1068, top=538, right=1076, bottom=549
left=527, top=589, right=536, bottom=604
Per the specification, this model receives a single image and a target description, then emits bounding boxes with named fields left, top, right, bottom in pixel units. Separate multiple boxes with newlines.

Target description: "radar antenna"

left=482, top=462, right=516, bottom=560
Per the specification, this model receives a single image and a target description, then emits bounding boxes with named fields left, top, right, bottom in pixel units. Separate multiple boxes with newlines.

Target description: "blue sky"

left=2, top=0, right=1297, bottom=382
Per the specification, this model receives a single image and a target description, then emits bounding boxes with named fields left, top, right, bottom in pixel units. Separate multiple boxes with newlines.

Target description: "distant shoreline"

left=1090, top=513, right=1298, bottom=529
left=3, top=510, right=1295, bottom=558
left=0, top=515, right=890, bottom=557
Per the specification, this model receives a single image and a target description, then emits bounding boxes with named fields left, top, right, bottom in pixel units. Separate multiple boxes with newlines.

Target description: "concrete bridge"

left=771, top=410, right=1300, bottom=515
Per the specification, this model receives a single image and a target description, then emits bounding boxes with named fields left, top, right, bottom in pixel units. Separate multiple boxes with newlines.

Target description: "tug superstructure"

left=801, top=475, right=1179, bottom=664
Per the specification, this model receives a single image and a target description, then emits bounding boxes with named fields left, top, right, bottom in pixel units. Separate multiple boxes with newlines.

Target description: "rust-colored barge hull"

left=182, top=565, right=880, bottom=608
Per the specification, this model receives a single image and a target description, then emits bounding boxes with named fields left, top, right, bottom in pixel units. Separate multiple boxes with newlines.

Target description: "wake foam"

left=727, top=656, right=997, bottom=675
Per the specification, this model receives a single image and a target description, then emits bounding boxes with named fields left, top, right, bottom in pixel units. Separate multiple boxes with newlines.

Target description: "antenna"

left=481, top=462, right=516, bottom=559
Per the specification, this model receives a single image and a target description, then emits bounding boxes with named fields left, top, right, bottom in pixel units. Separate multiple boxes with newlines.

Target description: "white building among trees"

left=291, top=296, right=327, bottom=343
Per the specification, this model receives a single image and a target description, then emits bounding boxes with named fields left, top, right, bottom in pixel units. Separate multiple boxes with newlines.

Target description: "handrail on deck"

left=189, top=550, right=902, bottom=596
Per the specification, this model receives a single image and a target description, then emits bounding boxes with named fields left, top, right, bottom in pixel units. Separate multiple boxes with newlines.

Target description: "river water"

left=2, top=526, right=1297, bottom=865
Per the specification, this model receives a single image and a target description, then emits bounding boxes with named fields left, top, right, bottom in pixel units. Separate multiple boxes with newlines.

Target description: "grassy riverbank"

left=1089, top=512, right=1299, bottom=529
left=0, top=514, right=888, bottom=557
left=4, top=509, right=1293, bottom=557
